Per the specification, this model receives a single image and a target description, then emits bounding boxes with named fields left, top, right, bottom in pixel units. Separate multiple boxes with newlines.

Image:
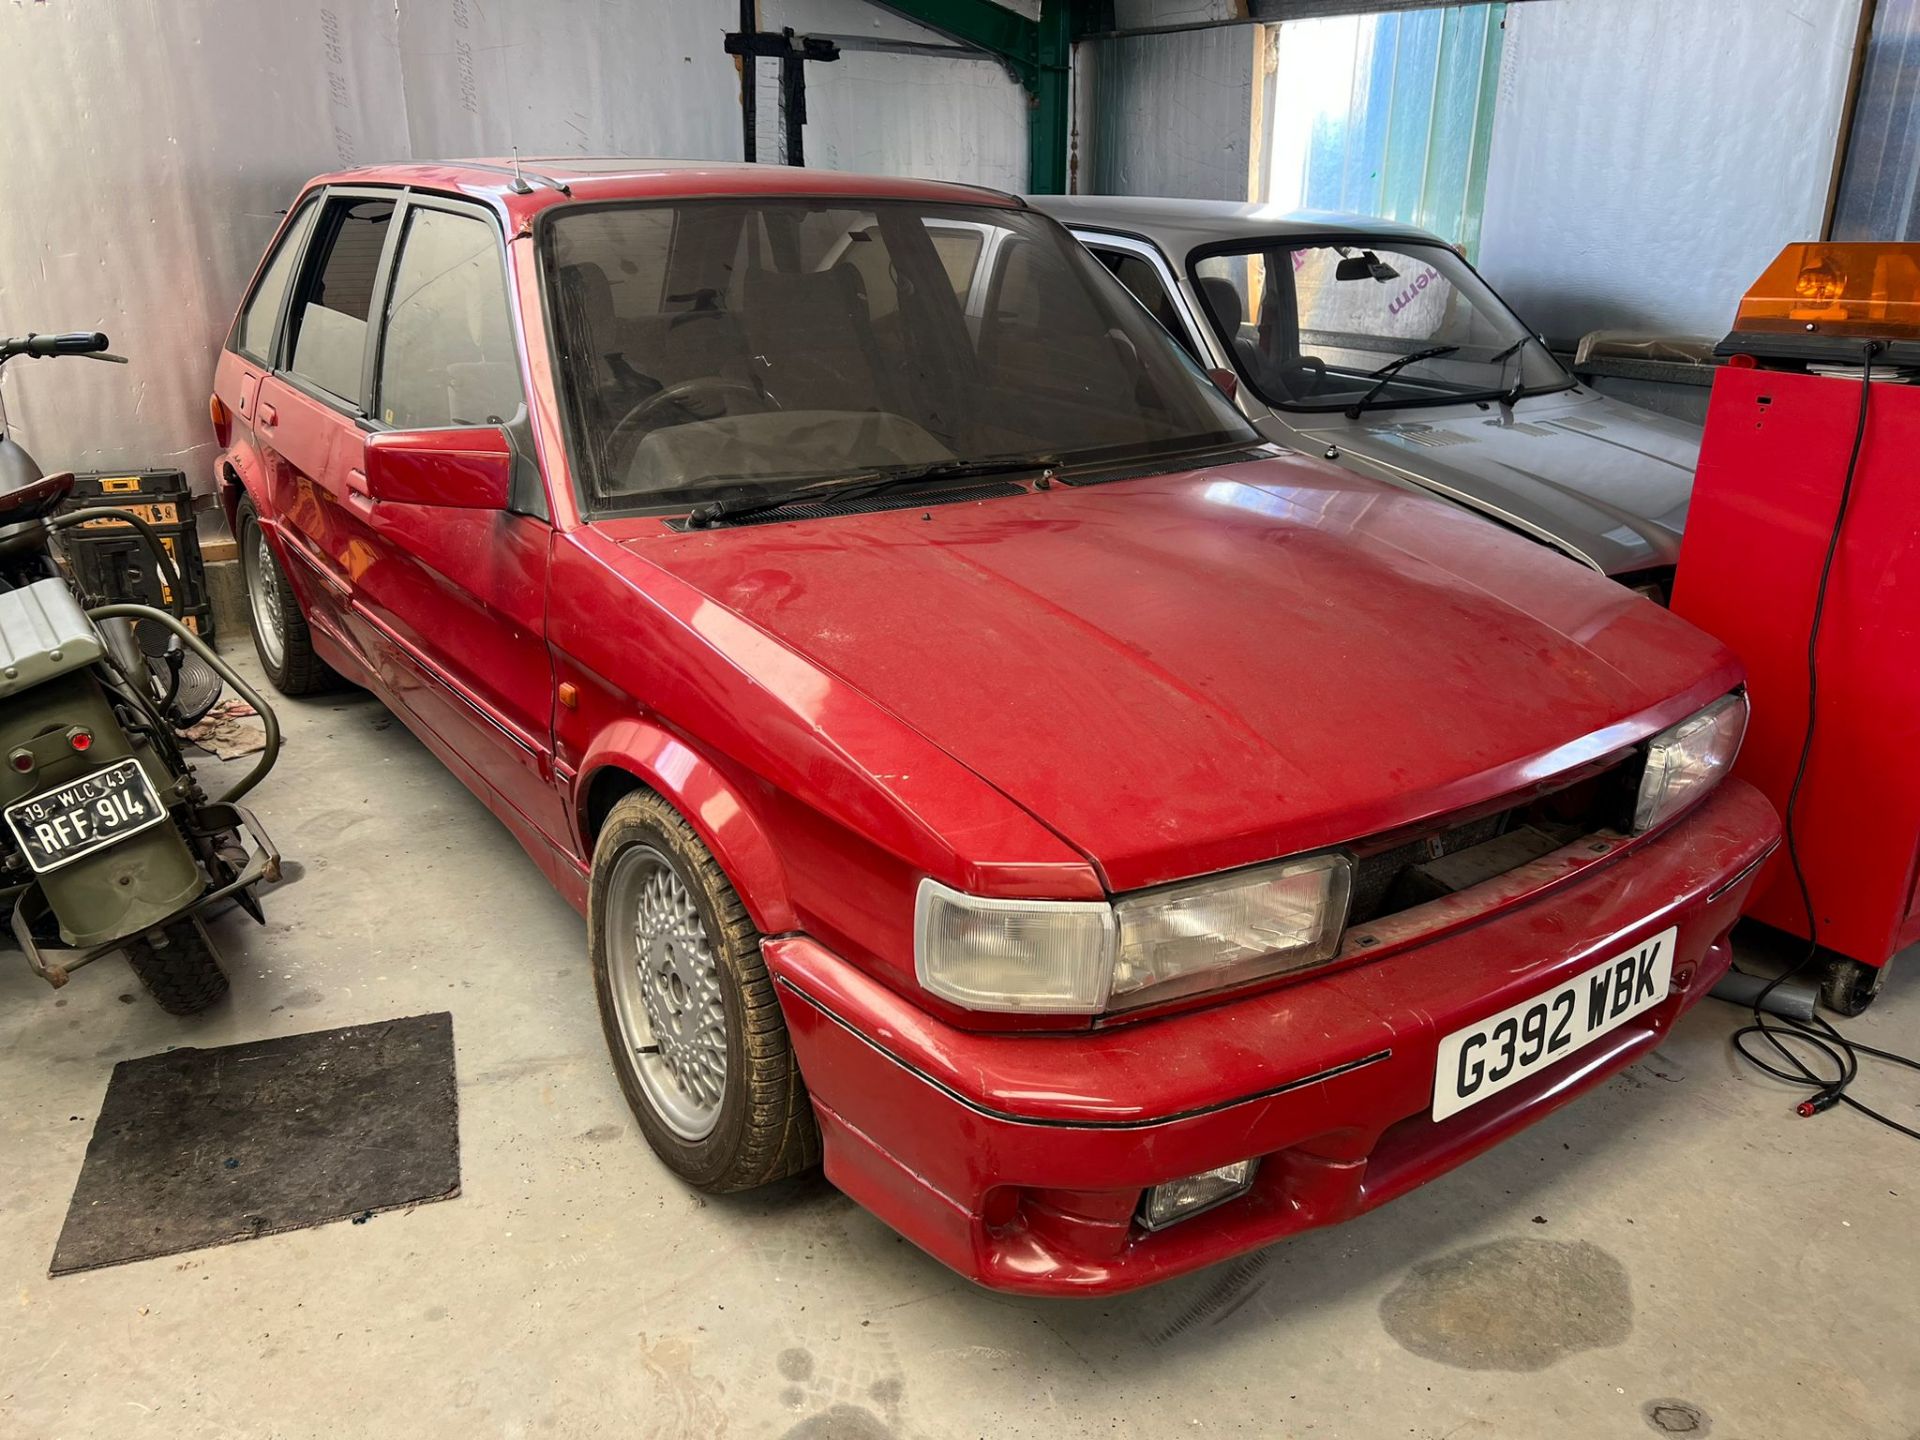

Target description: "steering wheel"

left=603, top=376, right=777, bottom=477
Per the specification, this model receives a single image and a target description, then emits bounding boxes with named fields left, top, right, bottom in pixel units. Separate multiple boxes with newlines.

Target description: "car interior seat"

left=742, top=264, right=892, bottom=413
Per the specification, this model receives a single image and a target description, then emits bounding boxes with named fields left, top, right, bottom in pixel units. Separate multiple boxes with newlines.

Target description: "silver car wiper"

left=1485, top=335, right=1532, bottom=367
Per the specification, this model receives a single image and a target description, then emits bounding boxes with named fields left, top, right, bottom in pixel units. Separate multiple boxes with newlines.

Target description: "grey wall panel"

left=1087, top=25, right=1253, bottom=199
left=394, top=0, right=741, bottom=161
left=1833, top=0, right=1920, bottom=241
left=769, top=0, right=1027, bottom=191
left=1477, top=0, right=1862, bottom=344
left=0, top=0, right=409, bottom=489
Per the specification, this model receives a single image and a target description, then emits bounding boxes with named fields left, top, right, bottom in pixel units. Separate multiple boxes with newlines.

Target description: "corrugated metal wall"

left=1266, top=4, right=1505, bottom=256
left=1085, top=25, right=1257, bottom=199
left=1476, top=0, right=1864, bottom=344
left=0, top=0, right=1026, bottom=491
left=768, top=1, right=1028, bottom=190
left=1082, top=0, right=1871, bottom=347
left=1833, top=0, right=1920, bottom=240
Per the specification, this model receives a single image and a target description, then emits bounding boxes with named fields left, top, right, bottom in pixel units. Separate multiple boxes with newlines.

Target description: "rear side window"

left=375, top=207, right=522, bottom=428
left=234, top=202, right=317, bottom=362
left=1090, top=247, right=1199, bottom=361
left=286, top=197, right=396, bottom=403
left=928, top=225, right=985, bottom=303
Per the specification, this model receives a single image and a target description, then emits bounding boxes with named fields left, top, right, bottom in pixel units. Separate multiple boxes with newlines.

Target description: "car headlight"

left=915, top=853, right=1352, bottom=1014
left=1633, top=692, right=1748, bottom=832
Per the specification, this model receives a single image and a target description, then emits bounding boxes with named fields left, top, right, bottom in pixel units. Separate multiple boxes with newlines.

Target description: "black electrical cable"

left=1724, top=339, right=1920, bottom=1140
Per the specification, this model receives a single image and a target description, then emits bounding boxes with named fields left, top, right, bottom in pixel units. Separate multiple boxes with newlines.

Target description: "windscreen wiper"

left=1485, top=335, right=1534, bottom=368
left=1487, top=334, right=1540, bottom=408
left=1344, top=344, right=1461, bottom=420
left=686, top=455, right=1058, bottom=529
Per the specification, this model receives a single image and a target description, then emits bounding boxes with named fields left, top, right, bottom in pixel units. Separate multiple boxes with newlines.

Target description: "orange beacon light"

left=1716, top=241, right=1920, bottom=365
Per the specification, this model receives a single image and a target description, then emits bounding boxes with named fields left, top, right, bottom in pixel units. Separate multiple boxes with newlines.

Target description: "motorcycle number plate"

left=6, top=758, right=169, bottom=874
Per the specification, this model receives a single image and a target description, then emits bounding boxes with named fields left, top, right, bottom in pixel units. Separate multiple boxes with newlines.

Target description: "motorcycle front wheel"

left=124, top=914, right=228, bottom=1015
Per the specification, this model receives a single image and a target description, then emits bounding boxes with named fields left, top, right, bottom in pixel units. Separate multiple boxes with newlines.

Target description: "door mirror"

left=363, top=426, right=512, bottom=510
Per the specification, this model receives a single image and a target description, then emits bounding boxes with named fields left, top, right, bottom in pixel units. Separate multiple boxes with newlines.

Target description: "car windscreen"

left=1191, top=240, right=1568, bottom=414
left=541, top=199, right=1254, bottom=510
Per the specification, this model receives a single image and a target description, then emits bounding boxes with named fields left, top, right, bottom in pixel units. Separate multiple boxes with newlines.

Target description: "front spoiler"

left=768, top=780, right=1779, bottom=1295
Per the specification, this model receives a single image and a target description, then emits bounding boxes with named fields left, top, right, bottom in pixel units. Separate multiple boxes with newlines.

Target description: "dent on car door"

left=253, top=192, right=395, bottom=668
left=354, top=198, right=566, bottom=847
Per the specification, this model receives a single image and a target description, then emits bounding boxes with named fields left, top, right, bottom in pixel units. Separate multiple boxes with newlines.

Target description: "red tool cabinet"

left=1672, top=364, right=1920, bottom=975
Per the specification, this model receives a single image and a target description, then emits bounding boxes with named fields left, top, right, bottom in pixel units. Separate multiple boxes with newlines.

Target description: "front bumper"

left=767, top=780, right=1779, bottom=1297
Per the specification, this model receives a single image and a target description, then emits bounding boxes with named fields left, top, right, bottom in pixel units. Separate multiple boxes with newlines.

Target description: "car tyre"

left=589, top=789, right=819, bottom=1192
left=1819, top=952, right=1887, bottom=1018
left=124, top=914, right=228, bottom=1016
left=236, top=495, right=339, bottom=695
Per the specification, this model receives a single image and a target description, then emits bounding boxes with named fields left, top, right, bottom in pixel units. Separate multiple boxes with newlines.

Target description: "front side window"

left=1193, top=240, right=1567, bottom=413
left=375, top=207, right=522, bottom=429
left=286, top=196, right=395, bottom=404
left=235, top=201, right=318, bottom=363
left=542, top=200, right=1251, bottom=510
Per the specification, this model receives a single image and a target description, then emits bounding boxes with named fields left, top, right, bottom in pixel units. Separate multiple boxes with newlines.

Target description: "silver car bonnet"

left=1272, top=387, right=1697, bottom=577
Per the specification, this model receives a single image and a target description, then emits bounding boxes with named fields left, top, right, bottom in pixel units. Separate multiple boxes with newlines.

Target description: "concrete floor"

left=1, top=648, right=1916, bottom=1440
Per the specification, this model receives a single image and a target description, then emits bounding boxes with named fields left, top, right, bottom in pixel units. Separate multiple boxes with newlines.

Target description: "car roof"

left=1027, top=195, right=1447, bottom=259
left=304, top=157, right=1022, bottom=219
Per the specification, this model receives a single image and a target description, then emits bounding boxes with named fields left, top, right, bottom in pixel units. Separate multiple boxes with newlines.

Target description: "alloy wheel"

left=242, top=522, right=287, bottom=670
left=604, top=844, right=728, bottom=1140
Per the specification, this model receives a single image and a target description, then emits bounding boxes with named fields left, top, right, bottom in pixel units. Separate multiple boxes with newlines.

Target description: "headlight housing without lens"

left=915, top=852, right=1352, bottom=1015
left=1633, top=692, right=1748, bottom=833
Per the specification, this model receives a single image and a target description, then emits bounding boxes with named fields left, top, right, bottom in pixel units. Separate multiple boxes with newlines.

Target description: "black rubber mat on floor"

left=50, top=1012, right=460, bottom=1276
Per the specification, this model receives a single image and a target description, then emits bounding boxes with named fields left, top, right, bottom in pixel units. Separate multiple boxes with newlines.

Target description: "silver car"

left=1030, top=196, right=1700, bottom=600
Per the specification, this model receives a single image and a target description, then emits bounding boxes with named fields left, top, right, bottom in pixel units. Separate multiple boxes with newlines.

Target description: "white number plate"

left=4, top=757, right=168, bottom=874
left=1432, top=926, right=1676, bottom=1121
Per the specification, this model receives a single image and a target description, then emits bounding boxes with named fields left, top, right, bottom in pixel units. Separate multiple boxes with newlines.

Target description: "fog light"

left=1139, top=1160, right=1257, bottom=1231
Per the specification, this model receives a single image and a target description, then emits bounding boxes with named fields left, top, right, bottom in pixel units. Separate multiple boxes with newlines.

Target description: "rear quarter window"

left=233, top=201, right=318, bottom=363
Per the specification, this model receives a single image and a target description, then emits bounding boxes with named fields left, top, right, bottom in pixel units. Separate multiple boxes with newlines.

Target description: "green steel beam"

left=1028, top=1, right=1072, bottom=193
left=870, top=1, right=1038, bottom=85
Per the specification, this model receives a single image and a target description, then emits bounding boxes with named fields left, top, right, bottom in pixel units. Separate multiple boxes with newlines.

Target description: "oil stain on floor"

left=1379, top=1236, right=1632, bottom=1371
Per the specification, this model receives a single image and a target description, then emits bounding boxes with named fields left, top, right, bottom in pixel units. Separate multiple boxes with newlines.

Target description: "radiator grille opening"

left=1345, top=754, right=1641, bottom=926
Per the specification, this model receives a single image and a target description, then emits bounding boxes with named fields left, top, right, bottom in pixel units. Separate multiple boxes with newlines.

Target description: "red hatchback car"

left=213, top=159, right=1778, bottom=1296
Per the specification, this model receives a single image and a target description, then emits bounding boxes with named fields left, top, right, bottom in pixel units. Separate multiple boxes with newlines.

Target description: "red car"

left=213, top=159, right=1778, bottom=1296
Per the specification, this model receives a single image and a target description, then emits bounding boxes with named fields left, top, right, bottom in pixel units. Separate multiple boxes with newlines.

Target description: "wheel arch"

left=576, top=719, right=796, bottom=936
left=218, top=446, right=266, bottom=535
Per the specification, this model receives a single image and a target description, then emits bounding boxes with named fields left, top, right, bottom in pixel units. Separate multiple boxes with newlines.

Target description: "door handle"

left=346, top=468, right=375, bottom=516
left=257, top=402, right=278, bottom=429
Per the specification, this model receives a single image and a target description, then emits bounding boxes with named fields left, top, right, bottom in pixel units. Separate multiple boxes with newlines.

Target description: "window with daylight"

left=1264, top=3, right=1507, bottom=259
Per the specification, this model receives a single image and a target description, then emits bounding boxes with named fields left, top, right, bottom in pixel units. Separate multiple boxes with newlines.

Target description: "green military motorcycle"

left=0, top=330, right=281, bottom=1012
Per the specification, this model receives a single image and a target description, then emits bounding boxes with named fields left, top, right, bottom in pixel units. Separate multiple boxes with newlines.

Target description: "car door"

left=352, top=193, right=566, bottom=849
left=252, top=189, right=398, bottom=673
